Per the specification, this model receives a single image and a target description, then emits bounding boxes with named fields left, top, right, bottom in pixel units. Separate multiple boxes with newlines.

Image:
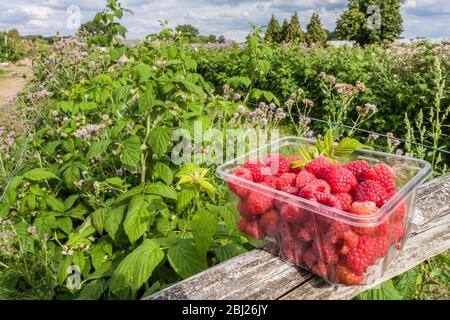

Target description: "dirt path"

left=0, top=65, right=31, bottom=108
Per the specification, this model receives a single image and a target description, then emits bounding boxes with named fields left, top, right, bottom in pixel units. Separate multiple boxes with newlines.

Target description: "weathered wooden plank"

left=146, top=174, right=450, bottom=300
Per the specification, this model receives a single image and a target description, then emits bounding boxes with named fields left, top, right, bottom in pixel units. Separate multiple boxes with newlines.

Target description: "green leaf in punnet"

left=191, top=210, right=217, bottom=258
left=333, top=138, right=367, bottom=157
left=167, top=239, right=207, bottom=279
left=121, top=135, right=141, bottom=170
left=109, top=239, right=164, bottom=292
left=24, top=168, right=59, bottom=181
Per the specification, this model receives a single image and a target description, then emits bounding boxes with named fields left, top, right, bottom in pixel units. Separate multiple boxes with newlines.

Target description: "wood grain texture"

left=145, top=174, right=450, bottom=300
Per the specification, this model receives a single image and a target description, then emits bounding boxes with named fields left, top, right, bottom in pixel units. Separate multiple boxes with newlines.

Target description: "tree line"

left=264, top=0, right=403, bottom=46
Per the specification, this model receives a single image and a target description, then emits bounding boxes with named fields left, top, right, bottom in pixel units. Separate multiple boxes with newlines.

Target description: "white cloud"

left=0, top=0, right=448, bottom=41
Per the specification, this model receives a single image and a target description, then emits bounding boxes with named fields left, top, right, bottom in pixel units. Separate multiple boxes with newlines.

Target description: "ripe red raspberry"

left=314, top=239, right=339, bottom=264
left=280, top=204, right=309, bottom=224
left=376, top=236, right=389, bottom=258
left=343, top=160, right=370, bottom=182
left=239, top=217, right=265, bottom=239
left=324, top=165, right=358, bottom=193
left=237, top=199, right=253, bottom=219
left=312, top=262, right=328, bottom=277
left=303, top=246, right=317, bottom=269
left=305, top=156, right=333, bottom=179
left=334, top=193, right=353, bottom=212
left=260, top=209, right=280, bottom=237
left=353, top=180, right=390, bottom=207
left=315, top=193, right=342, bottom=210
left=276, top=173, right=297, bottom=190
left=246, top=184, right=273, bottom=215
left=389, top=220, right=404, bottom=244
left=351, top=202, right=379, bottom=235
left=264, top=153, right=290, bottom=176
left=262, top=175, right=278, bottom=189
left=280, top=186, right=299, bottom=195
left=296, top=218, right=328, bottom=241
left=228, top=167, right=253, bottom=198
left=335, top=264, right=364, bottom=285
left=391, top=203, right=407, bottom=223
left=288, top=156, right=303, bottom=174
left=279, top=225, right=309, bottom=265
left=295, top=171, right=316, bottom=190
left=298, top=179, right=331, bottom=200
left=346, top=235, right=378, bottom=274
left=365, top=163, right=396, bottom=192
left=328, top=222, right=359, bottom=252
left=244, top=160, right=272, bottom=182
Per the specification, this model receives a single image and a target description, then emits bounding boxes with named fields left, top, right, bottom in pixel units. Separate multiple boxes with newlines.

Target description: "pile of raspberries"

left=228, top=153, right=407, bottom=285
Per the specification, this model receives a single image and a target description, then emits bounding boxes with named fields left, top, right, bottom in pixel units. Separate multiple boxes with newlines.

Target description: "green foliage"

left=283, top=12, right=305, bottom=43
left=264, top=15, right=282, bottom=44
left=175, top=24, right=200, bottom=39
left=336, top=0, right=404, bottom=45
left=305, top=13, right=328, bottom=46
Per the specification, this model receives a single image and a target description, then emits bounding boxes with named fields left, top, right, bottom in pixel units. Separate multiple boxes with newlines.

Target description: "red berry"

left=298, top=179, right=331, bottom=200
left=314, top=239, right=339, bottom=265
left=365, top=163, right=396, bottom=192
left=353, top=180, right=390, bottom=207
left=346, top=235, right=378, bottom=274
left=276, top=173, right=297, bottom=190
left=324, top=165, right=358, bottom=193
left=295, top=171, right=316, bottom=190
left=334, top=193, right=353, bottom=212
left=312, top=262, right=328, bottom=277
left=246, top=184, right=273, bottom=215
left=244, top=160, right=272, bottom=182
left=315, top=192, right=342, bottom=210
left=376, top=236, right=389, bottom=258
left=238, top=217, right=265, bottom=239
left=389, top=220, right=404, bottom=244
left=228, top=167, right=253, bottom=198
left=280, top=186, right=299, bottom=195
left=237, top=199, right=253, bottom=219
left=335, top=264, right=364, bottom=285
left=296, top=219, right=316, bottom=241
left=328, top=222, right=359, bottom=251
left=343, top=160, right=370, bottom=182
left=260, top=210, right=280, bottom=237
left=305, top=156, right=333, bottom=179
left=280, top=204, right=309, bottom=224
left=264, top=153, right=290, bottom=176
left=262, top=175, right=278, bottom=189
left=288, top=156, right=303, bottom=174
left=351, top=201, right=379, bottom=235
left=391, top=203, right=407, bottom=223
left=279, top=224, right=309, bottom=265
left=303, top=246, right=317, bottom=269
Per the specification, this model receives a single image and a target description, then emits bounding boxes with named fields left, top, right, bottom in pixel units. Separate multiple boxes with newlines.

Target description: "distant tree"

left=7, top=28, right=21, bottom=44
left=264, top=14, right=282, bottom=43
left=175, top=24, right=199, bottom=39
left=284, top=12, right=305, bottom=43
left=80, top=20, right=108, bottom=35
left=207, top=34, right=217, bottom=43
left=336, top=0, right=403, bottom=45
left=218, top=35, right=226, bottom=43
left=325, top=29, right=339, bottom=41
left=305, top=13, right=327, bottom=45
left=280, top=19, right=290, bottom=42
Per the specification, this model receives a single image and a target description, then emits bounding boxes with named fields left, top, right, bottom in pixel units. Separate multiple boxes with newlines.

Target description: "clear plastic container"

left=216, top=137, right=432, bottom=286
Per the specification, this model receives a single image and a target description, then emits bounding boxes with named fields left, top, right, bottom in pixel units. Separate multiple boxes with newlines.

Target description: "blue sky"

left=1, top=0, right=449, bottom=41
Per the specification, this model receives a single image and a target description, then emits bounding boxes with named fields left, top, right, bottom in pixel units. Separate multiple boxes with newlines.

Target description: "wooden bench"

left=145, top=173, right=450, bottom=300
